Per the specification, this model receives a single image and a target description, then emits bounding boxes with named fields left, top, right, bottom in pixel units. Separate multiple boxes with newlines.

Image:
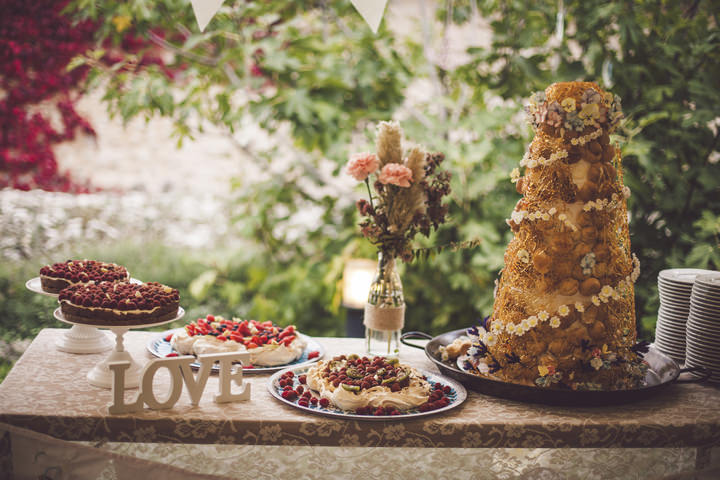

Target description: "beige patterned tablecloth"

left=1, top=328, right=719, bottom=449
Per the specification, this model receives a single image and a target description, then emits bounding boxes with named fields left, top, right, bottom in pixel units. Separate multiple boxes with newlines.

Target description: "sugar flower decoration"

left=550, top=316, right=561, bottom=328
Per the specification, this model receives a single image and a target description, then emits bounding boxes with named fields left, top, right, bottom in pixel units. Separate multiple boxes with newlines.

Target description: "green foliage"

left=64, top=0, right=720, bottom=342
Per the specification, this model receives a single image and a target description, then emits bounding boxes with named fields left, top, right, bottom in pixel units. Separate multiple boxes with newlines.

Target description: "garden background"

left=1, top=0, right=719, bottom=380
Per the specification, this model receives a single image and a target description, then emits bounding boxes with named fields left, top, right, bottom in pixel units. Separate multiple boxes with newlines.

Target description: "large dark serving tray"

left=401, top=329, right=709, bottom=406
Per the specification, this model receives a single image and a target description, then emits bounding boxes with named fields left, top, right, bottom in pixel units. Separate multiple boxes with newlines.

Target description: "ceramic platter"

left=267, top=364, right=467, bottom=421
left=147, top=329, right=325, bottom=374
left=26, top=276, right=143, bottom=297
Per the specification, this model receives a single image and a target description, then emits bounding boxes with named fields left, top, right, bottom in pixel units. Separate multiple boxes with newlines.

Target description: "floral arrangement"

left=346, top=121, right=451, bottom=261
left=525, top=87, right=624, bottom=135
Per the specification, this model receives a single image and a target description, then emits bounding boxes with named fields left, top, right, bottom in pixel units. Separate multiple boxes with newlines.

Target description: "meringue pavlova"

left=305, top=354, right=440, bottom=413
left=171, top=315, right=307, bottom=367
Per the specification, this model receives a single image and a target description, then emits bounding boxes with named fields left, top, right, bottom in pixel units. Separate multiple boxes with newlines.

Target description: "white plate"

left=695, top=273, right=720, bottom=289
left=147, top=329, right=325, bottom=373
left=54, top=306, right=185, bottom=330
left=27, top=276, right=143, bottom=297
left=267, top=364, right=467, bottom=421
left=659, top=269, right=717, bottom=285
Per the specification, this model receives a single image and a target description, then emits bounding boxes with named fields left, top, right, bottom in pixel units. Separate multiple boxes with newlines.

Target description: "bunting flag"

left=190, top=0, right=225, bottom=32
left=189, top=0, right=388, bottom=34
left=350, top=0, right=389, bottom=34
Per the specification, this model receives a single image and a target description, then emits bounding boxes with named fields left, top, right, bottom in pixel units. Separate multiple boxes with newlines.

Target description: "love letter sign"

left=108, top=352, right=251, bottom=414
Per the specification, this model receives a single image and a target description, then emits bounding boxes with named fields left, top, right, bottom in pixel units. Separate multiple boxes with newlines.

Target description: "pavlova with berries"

left=171, top=315, right=307, bottom=366
left=303, top=355, right=450, bottom=414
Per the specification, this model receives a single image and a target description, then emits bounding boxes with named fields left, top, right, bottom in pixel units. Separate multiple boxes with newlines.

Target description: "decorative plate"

left=267, top=365, right=467, bottom=421
left=147, top=329, right=324, bottom=373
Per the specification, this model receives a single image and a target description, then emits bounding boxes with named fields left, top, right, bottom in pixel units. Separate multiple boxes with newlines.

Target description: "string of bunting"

left=189, top=0, right=388, bottom=33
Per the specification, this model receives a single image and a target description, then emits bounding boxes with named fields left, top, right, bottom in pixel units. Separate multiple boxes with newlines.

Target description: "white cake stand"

left=54, top=307, right=185, bottom=389
left=27, top=276, right=140, bottom=354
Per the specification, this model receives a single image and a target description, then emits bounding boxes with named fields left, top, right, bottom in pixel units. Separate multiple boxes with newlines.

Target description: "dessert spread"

left=40, top=260, right=129, bottom=294
left=465, top=81, right=648, bottom=390
left=58, top=281, right=179, bottom=326
left=170, top=315, right=307, bottom=366
left=304, top=355, right=449, bottom=413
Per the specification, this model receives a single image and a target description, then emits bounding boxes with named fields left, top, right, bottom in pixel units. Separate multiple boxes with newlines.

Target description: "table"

left=1, top=329, right=720, bottom=478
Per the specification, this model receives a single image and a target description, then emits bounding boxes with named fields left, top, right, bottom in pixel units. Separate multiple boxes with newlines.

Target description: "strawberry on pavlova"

left=171, top=315, right=306, bottom=366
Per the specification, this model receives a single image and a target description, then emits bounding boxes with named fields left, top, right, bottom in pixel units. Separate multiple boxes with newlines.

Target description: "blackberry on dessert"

left=40, top=260, right=129, bottom=294
left=58, top=281, right=179, bottom=326
left=171, top=315, right=307, bottom=366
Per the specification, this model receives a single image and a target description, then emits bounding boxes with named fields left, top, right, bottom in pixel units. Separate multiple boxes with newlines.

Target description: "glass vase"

left=363, top=251, right=405, bottom=357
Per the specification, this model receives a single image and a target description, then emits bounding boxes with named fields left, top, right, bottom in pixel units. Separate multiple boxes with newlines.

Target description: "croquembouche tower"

left=468, top=81, right=647, bottom=390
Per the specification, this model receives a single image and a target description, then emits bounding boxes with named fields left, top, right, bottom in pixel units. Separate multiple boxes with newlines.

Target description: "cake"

left=58, top=281, right=179, bottom=326
left=464, top=81, right=647, bottom=391
left=304, top=355, right=449, bottom=413
left=170, top=315, right=308, bottom=366
left=40, top=260, right=129, bottom=294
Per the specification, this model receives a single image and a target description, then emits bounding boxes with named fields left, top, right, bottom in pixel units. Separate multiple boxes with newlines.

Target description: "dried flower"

left=349, top=121, right=450, bottom=260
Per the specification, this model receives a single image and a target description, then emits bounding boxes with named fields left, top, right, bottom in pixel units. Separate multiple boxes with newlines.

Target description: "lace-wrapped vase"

left=364, top=251, right=404, bottom=356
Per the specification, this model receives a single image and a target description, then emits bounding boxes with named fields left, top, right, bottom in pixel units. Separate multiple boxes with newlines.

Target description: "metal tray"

left=401, top=329, right=709, bottom=406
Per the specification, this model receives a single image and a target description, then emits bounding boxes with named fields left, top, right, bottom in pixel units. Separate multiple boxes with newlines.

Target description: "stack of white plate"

left=685, top=272, right=720, bottom=383
left=654, top=269, right=715, bottom=363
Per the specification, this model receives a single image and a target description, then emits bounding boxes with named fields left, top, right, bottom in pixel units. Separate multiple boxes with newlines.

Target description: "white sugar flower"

left=528, top=159, right=538, bottom=169
left=506, top=323, right=517, bottom=334
left=574, top=302, right=585, bottom=313
left=482, top=332, right=498, bottom=347
left=550, top=316, right=561, bottom=328
left=510, top=168, right=521, bottom=183
left=517, top=249, right=530, bottom=264
left=558, top=305, right=570, bottom=317
left=528, top=315, right=539, bottom=327
left=548, top=207, right=557, bottom=215
left=558, top=213, right=567, bottom=221
left=591, top=295, right=601, bottom=306
left=541, top=213, right=550, bottom=221
left=600, top=285, right=614, bottom=298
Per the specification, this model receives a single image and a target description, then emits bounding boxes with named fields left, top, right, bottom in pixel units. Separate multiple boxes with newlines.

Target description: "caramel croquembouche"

left=464, top=81, right=647, bottom=390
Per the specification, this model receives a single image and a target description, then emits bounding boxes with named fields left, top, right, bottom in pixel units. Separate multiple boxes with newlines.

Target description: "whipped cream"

left=306, top=360, right=431, bottom=411
left=171, top=329, right=306, bottom=366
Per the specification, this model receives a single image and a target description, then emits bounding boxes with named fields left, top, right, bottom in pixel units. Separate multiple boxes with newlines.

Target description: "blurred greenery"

left=2, top=0, right=719, bottom=382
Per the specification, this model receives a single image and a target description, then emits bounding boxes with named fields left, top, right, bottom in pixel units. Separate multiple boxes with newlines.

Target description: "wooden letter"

left=179, top=355, right=213, bottom=405
left=141, top=358, right=184, bottom=410
left=198, top=352, right=251, bottom=403
left=108, top=361, right=143, bottom=414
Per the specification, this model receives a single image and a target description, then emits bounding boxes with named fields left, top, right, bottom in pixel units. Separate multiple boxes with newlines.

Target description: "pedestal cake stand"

left=54, top=307, right=185, bottom=389
left=26, top=277, right=115, bottom=353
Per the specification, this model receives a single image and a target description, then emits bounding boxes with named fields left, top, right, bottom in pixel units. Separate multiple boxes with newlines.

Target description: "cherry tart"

left=40, top=260, right=129, bottom=294
left=58, top=281, right=179, bottom=326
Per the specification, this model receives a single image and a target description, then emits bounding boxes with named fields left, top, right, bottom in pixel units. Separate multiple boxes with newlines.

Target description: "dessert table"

left=1, top=328, right=720, bottom=478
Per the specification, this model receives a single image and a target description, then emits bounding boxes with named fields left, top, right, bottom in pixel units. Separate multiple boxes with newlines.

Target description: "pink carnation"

left=346, top=152, right=380, bottom=181
left=378, top=163, right=413, bottom=188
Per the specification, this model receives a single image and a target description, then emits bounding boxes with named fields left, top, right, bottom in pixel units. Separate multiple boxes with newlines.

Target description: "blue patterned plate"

left=147, top=328, right=324, bottom=373
left=267, top=364, right=467, bottom=421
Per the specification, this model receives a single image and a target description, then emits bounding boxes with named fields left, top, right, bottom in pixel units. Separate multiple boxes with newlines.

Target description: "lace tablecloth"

left=2, top=329, right=720, bottom=479
left=1, top=328, right=720, bottom=449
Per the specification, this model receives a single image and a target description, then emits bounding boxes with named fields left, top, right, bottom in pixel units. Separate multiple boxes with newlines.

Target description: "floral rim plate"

left=267, top=364, right=467, bottom=421
left=147, top=329, right=324, bottom=373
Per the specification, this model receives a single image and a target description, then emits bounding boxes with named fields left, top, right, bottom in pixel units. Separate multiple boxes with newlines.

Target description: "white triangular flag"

left=350, top=0, right=389, bottom=34
left=190, top=0, right=225, bottom=32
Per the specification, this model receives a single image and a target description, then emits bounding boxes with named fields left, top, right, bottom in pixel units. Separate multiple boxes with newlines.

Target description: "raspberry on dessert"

left=40, top=260, right=129, bottom=294
left=58, top=281, right=179, bottom=326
